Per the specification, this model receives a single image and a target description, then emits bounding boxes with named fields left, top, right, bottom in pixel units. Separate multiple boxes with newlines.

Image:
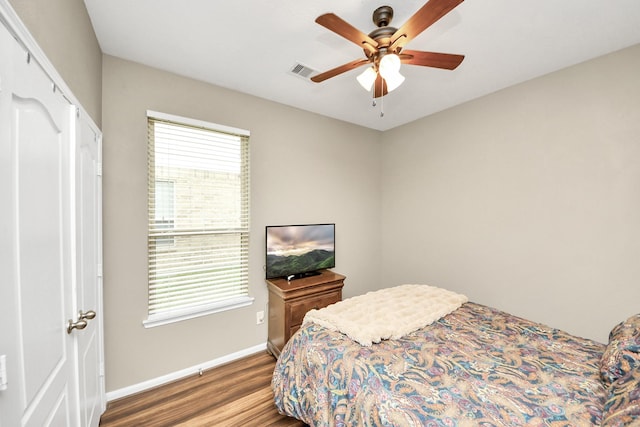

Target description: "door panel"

left=75, top=112, right=104, bottom=427
left=0, top=22, right=76, bottom=427
left=16, top=94, right=66, bottom=407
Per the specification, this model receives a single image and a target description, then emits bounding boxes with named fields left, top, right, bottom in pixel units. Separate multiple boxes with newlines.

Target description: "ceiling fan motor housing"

left=367, top=6, right=399, bottom=59
left=373, top=6, right=394, bottom=27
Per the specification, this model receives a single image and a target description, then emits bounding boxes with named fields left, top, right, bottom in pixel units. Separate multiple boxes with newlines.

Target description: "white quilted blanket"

left=303, top=284, right=468, bottom=346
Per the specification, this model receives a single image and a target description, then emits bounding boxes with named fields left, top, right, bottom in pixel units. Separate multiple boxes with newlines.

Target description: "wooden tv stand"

left=266, top=270, right=345, bottom=358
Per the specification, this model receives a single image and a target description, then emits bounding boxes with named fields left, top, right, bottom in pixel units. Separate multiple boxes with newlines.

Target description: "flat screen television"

left=265, top=223, right=335, bottom=280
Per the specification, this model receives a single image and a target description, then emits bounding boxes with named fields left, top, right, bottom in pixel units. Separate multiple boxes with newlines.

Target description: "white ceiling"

left=84, top=0, right=640, bottom=131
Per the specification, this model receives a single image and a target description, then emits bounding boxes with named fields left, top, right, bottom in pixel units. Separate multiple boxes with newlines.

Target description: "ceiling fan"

left=311, top=0, right=465, bottom=98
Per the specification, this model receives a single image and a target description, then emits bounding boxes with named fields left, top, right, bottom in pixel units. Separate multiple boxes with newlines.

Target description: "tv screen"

left=265, top=223, right=335, bottom=280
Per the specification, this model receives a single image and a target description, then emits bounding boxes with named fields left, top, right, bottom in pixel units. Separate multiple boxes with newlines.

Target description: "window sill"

left=143, top=296, right=255, bottom=328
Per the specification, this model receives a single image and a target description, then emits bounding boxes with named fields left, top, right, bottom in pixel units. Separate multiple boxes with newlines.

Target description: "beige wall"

left=8, top=0, right=102, bottom=126
left=102, top=55, right=382, bottom=391
left=380, top=44, right=640, bottom=343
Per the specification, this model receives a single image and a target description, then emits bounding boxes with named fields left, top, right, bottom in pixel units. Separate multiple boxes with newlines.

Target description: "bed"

left=272, top=285, right=640, bottom=426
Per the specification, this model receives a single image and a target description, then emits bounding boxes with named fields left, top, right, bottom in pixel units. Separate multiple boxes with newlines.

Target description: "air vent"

left=289, top=62, right=316, bottom=80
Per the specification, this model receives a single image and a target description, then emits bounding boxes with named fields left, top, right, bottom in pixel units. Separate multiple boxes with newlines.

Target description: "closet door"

left=0, top=19, right=14, bottom=427
left=74, top=111, right=105, bottom=427
left=0, top=23, right=78, bottom=426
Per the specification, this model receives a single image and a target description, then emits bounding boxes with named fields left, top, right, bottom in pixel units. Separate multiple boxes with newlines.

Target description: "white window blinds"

left=146, top=112, right=251, bottom=326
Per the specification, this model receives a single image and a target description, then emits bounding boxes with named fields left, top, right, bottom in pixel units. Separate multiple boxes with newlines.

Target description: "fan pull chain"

left=370, top=79, right=384, bottom=118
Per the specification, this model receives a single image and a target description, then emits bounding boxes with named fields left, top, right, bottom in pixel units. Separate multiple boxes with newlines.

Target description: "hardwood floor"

left=99, top=351, right=306, bottom=427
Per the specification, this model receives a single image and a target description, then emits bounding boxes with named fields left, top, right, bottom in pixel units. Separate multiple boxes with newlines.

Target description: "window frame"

left=144, top=110, right=253, bottom=328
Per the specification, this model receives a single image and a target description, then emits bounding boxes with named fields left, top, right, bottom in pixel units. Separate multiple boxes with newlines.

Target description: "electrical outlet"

left=256, top=310, right=265, bottom=325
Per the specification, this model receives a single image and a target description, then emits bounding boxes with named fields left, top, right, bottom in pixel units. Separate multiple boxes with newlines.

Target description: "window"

left=154, top=180, right=175, bottom=246
left=145, top=111, right=251, bottom=327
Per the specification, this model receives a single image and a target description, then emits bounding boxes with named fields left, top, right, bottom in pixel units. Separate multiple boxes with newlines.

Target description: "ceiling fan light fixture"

left=383, top=71, right=405, bottom=92
left=379, top=53, right=401, bottom=77
left=379, top=53, right=404, bottom=92
left=356, top=66, right=377, bottom=91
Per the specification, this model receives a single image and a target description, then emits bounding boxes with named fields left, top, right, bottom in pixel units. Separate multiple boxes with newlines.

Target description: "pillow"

left=609, top=314, right=640, bottom=342
left=601, top=314, right=640, bottom=385
left=601, top=368, right=640, bottom=427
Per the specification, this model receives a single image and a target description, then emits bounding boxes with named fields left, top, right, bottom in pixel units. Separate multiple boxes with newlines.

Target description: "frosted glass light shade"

left=379, top=53, right=401, bottom=77
left=383, top=72, right=405, bottom=92
left=379, top=54, right=404, bottom=92
left=356, top=67, right=377, bottom=91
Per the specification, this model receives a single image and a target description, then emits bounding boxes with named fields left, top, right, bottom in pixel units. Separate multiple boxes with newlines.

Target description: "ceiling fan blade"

left=310, top=58, right=370, bottom=83
left=390, top=0, right=464, bottom=51
left=316, top=13, right=378, bottom=54
left=373, top=74, right=388, bottom=98
left=400, top=50, right=464, bottom=70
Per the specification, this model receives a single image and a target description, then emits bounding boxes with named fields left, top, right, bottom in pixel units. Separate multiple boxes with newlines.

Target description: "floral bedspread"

left=272, top=302, right=607, bottom=426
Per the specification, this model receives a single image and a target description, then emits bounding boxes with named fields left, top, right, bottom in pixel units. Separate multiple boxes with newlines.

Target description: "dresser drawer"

left=289, top=290, right=341, bottom=327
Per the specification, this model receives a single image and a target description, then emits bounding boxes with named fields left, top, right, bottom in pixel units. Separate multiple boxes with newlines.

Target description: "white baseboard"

left=105, top=343, right=268, bottom=402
